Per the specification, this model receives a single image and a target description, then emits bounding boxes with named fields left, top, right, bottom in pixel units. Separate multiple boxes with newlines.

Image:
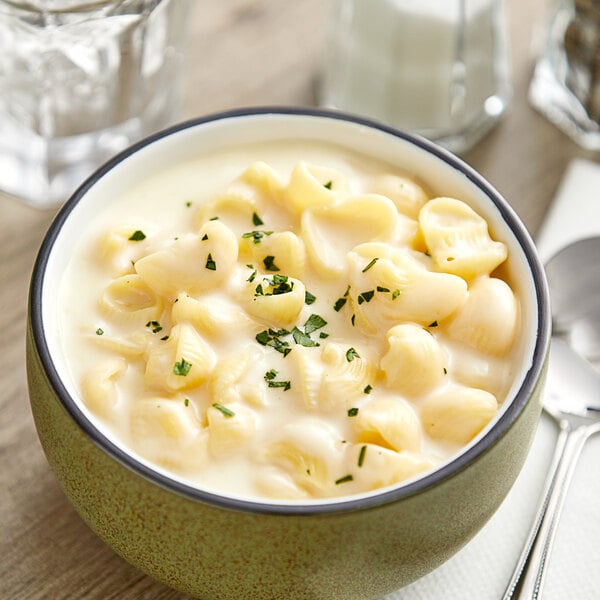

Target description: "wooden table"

left=1, top=1, right=597, bottom=598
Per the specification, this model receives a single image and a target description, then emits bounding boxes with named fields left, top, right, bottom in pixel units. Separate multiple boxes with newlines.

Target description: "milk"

left=320, top=0, right=511, bottom=152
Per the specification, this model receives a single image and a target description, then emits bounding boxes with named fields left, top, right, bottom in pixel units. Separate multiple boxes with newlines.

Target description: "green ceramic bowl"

left=27, top=108, right=550, bottom=600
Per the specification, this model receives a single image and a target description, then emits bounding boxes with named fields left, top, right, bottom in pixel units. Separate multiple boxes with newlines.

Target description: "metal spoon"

left=503, top=237, right=600, bottom=600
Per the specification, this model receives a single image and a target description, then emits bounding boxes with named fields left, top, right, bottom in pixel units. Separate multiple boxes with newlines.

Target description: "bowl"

left=27, top=107, right=551, bottom=600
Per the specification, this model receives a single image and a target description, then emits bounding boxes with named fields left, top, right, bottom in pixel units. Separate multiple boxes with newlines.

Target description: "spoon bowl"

left=504, top=237, right=600, bottom=600
left=545, top=236, right=600, bottom=362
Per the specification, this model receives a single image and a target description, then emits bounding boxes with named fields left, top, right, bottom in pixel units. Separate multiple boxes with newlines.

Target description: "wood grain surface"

left=1, top=1, right=597, bottom=598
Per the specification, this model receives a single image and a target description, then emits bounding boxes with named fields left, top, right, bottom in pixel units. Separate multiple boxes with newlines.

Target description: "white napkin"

left=385, top=158, right=600, bottom=600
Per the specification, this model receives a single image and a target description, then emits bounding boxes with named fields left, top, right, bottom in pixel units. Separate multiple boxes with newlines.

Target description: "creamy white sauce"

left=58, top=140, right=519, bottom=501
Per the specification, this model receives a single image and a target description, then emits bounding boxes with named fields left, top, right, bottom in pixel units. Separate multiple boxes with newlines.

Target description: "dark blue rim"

left=29, top=106, right=551, bottom=515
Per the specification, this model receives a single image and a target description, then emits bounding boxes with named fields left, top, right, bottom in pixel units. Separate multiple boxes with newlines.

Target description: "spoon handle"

left=503, top=421, right=597, bottom=600
left=524, top=423, right=598, bottom=599
left=500, top=424, right=570, bottom=600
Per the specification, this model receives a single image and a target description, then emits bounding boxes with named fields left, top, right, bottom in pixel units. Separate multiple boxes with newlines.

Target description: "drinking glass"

left=0, top=0, right=191, bottom=208
left=319, top=0, right=512, bottom=154
left=529, top=0, right=600, bottom=150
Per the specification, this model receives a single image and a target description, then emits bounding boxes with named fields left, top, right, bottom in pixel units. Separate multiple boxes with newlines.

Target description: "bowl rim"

left=29, top=106, right=551, bottom=515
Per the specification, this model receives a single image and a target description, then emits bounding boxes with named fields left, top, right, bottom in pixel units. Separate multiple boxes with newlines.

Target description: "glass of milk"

left=319, top=0, right=512, bottom=154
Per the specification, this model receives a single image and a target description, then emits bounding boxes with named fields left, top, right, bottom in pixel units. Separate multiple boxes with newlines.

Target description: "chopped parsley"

left=428, top=320, right=439, bottom=328
left=333, top=285, right=351, bottom=311
left=443, top=367, right=448, bottom=375
left=363, top=384, right=373, bottom=394
left=392, top=289, right=401, bottom=300
left=357, top=290, right=375, bottom=304
left=333, top=297, right=347, bottom=312
left=319, top=332, right=329, bottom=339
left=358, top=445, right=367, bottom=467
left=201, top=234, right=209, bottom=241
left=252, top=212, right=264, bottom=226
left=205, top=253, right=217, bottom=270
left=351, top=314, right=356, bottom=326
left=255, top=275, right=294, bottom=297
left=95, top=327, right=104, bottom=336
left=209, top=216, right=219, bottom=221
left=160, top=335, right=169, bottom=341
left=264, top=369, right=291, bottom=391
left=128, top=230, right=146, bottom=241
left=305, top=290, right=317, bottom=305
left=292, top=327, right=319, bottom=347
left=145, top=320, right=163, bottom=334
left=173, top=358, right=192, bottom=376
left=263, top=255, right=280, bottom=272
left=304, top=313, right=327, bottom=334
left=324, top=180, right=333, bottom=189
left=184, top=398, right=189, bottom=407
left=256, top=328, right=292, bottom=357
left=186, top=201, right=192, bottom=207
left=376, top=286, right=390, bottom=293
left=212, top=403, right=235, bottom=418
left=346, top=347, right=360, bottom=362
left=362, top=257, right=379, bottom=272
left=335, top=474, right=353, bottom=485
left=247, top=269, right=257, bottom=282
left=241, top=230, right=273, bottom=244
left=347, top=407, right=359, bottom=417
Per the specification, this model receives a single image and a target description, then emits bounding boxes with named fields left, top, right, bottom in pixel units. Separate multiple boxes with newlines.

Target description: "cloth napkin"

left=384, top=158, right=600, bottom=600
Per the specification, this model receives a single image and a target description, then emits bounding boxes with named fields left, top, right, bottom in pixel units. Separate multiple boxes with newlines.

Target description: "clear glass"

left=319, top=0, right=512, bottom=154
left=0, top=0, right=191, bottom=208
left=529, top=0, right=600, bottom=150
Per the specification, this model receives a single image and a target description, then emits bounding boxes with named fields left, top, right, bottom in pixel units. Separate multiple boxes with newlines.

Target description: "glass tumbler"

left=0, top=0, right=191, bottom=208
left=529, top=0, right=600, bottom=150
left=319, top=0, right=512, bottom=154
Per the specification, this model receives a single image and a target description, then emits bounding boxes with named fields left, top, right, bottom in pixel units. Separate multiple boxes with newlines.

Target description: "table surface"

left=1, top=1, right=598, bottom=599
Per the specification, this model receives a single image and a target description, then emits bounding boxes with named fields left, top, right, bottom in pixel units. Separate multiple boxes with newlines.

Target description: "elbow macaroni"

left=66, top=155, right=520, bottom=500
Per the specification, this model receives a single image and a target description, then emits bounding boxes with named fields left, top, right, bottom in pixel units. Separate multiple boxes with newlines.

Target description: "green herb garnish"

left=324, top=180, right=333, bottom=189
left=264, top=369, right=291, bottom=390
left=358, top=445, right=367, bottom=467
left=241, top=230, right=273, bottom=244
left=212, top=403, right=235, bottom=417
left=305, top=290, right=316, bottom=305
left=292, top=327, right=319, bottom=347
left=304, top=313, right=327, bottom=334
left=357, top=290, right=375, bottom=304
left=173, top=358, right=192, bottom=376
left=362, top=257, right=379, bottom=272
left=363, top=384, right=372, bottom=394
left=376, top=286, right=390, bottom=293
left=128, top=230, right=146, bottom=241
left=263, top=255, right=280, bottom=272
left=184, top=398, right=189, bottom=407
left=428, top=320, right=438, bottom=328
left=145, top=320, right=163, bottom=334
left=205, top=253, right=216, bottom=270
left=392, top=289, right=401, bottom=300
left=333, top=297, right=347, bottom=312
left=347, top=407, right=359, bottom=417
left=252, top=212, right=264, bottom=226
left=346, top=347, right=360, bottom=362
left=335, top=474, right=353, bottom=485
left=201, top=234, right=208, bottom=241
left=95, top=328, right=104, bottom=336
left=256, top=328, right=292, bottom=357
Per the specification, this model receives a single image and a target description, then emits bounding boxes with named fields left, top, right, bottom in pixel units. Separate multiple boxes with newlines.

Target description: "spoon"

left=503, top=237, right=600, bottom=600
